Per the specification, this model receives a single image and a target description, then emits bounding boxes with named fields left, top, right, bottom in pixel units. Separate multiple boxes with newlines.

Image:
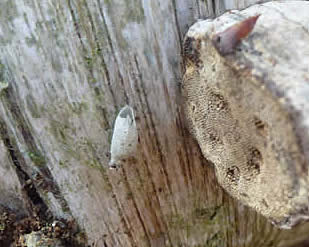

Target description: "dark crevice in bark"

left=1, top=86, right=71, bottom=214
left=196, top=0, right=201, bottom=19
left=174, top=116, right=190, bottom=189
left=171, top=0, right=183, bottom=44
left=175, top=110, right=194, bottom=187
left=176, top=149, right=189, bottom=188
left=212, top=0, right=216, bottom=16
left=0, top=119, right=49, bottom=220
left=66, top=0, right=85, bottom=50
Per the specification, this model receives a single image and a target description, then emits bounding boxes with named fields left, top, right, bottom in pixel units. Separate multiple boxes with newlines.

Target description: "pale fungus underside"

left=182, top=2, right=309, bottom=229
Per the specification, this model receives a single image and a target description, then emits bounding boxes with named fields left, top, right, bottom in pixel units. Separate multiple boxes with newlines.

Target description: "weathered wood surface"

left=0, top=0, right=308, bottom=246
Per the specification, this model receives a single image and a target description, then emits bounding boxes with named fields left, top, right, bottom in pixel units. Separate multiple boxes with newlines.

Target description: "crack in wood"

left=175, top=110, right=193, bottom=187
left=212, top=0, right=216, bottom=16
left=0, top=87, right=72, bottom=219
left=0, top=119, right=49, bottom=219
left=66, top=0, right=85, bottom=50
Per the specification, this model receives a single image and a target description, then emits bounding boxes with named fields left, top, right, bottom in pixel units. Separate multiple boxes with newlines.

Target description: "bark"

left=0, top=0, right=308, bottom=247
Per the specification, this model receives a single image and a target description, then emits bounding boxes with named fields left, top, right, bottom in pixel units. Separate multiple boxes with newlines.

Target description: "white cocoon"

left=109, top=106, right=138, bottom=168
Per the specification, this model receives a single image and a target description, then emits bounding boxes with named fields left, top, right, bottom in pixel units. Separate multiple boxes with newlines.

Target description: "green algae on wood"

left=27, top=150, right=47, bottom=167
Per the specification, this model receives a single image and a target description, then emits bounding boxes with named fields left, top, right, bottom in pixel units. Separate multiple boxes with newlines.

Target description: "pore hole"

left=216, top=36, right=221, bottom=43
left=253, top=116, right=268, bottom=136
left=208, top=92, right=229, bottom=112
left=244, top=147, right=262, bottom=181
left=192, top=104, right=196, bottom=112
left=226, top=166, right=240, bottom=184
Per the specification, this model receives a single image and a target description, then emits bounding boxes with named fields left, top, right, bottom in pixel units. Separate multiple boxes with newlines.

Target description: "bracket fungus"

left=109, top=106, right=138, bottom=169
left=181, top=2, right=309, bottom=229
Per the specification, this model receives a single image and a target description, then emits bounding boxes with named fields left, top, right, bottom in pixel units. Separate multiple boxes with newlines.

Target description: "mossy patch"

left=166, top=204, right=227, bottom=245
left=0, top=63, right=9, bottom=94
left=49, top=118, right=77, bottom=145
left=26, top=94, right=41, bottom=118
left=126, top=191, right=133, bottom=200
left=0, top=81, right=9, bottom=93
left=84, top=159, right=102, bottom=170
left=194, top=232, right=224, bottom=247
left=69, top=101, right=89, bottom=115
left=59, top=160, right=70, bottom=168
left=27, top=150, right=46, bottom=166
left=25, top=35, right=37, bottom=47
left=193, top=205, right=222, bottom=221
left=168, top=213, right=187, bottom=230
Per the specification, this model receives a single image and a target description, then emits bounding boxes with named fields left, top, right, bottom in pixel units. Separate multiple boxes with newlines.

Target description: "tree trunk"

left=0, top=0, right=308, bottom=246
